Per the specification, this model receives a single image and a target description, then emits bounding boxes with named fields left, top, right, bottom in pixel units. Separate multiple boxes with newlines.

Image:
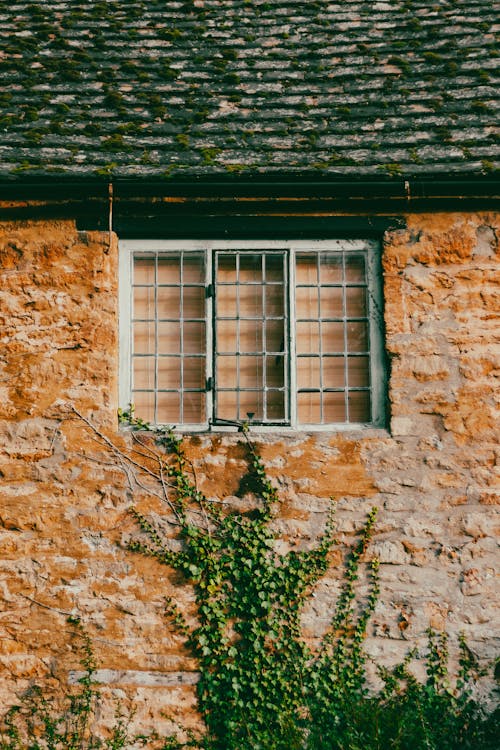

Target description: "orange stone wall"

left=0, top=213, right=498, bottom=733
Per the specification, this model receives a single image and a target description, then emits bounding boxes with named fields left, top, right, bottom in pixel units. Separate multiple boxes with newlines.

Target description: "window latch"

left=205, top=376, right=213, bottom=391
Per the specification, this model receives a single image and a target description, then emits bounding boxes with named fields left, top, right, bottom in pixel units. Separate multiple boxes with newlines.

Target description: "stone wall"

left=0, top=213, right=498, bottom=733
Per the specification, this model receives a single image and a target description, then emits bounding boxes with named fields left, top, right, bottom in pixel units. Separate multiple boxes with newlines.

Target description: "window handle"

left=205, top=376, right=213, bottom=391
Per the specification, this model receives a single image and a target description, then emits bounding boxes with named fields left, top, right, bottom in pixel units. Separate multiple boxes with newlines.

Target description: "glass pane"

left=296, top=321, right=320, bottom=354
left=347, top=322, right=368, bottom=352
left=240, top=285, right=262, bottom=317
left=217, top=356, right=238, bottom=387
left=132, top=390, right=155, bottom=422
left=320, top=286, right=343, bottom=318
left=324, top=392, right=346, bottom=422
left=184, top=321, right=205, bottom=354
left=156, top=392, right=180, bottom=423
left=157, top=287, right=180, bottom=319
left=183, top=255, right=204, bottom=283
left=267, top=391, right=285, bottom=420
left=265, top=319, right=284, bottom=352
left=217, top=390, right=238, bottom=420
left=265, top=285, right=284, bottom=316
left=298, top=392, right=321, bottom=423
left=345, top=255, right=365, bottom=283
left=321, top=322, right=345, bottom=353
left=157, top=256, right=180, bottom=284
left=265, top=255, right=284, bottom=282
left=133, top=357, right=155, bottom=389
left=320, top=255, right=343, bottom=284
left=134, top=321, right=155, bottom=354
left=240, top=356, right=263, bottom=388
left=134, top=286, right=154, bottom=319
left=158, top=321, right=180, bottom=353
left=216, top=284, right=236, bottom=316
left=239, top=391, right=263, bottom=421
left=239, top=254, right=262, bottom=282
left=346, top=286, right=366, bottom=317
left=296, top=286, right=318, bottom=319
left=183, top=286, right=205, bottom=319
left=295, top=254, right=317, bottom=284
left=348, top=391, right=370, bottom=422
left=157, top=357, right=181, bottom=389
left=183, top=357, right=205, bottom=389
left=297, top=356, right=320, bottom=389
left=266, top=355, right=284, bottom=388
left=217, top=254, right=236, bottom=282
left=323, top=356, right=345, bottom=388
left=348, top=356, right=369, bottom=387
left=217, top=320, right=237, bottom=353
left=240, top=319, right=262, bottom=352
left=183, top=392, right=204, bottom=423
left=134, top=257, right=155, bottom=284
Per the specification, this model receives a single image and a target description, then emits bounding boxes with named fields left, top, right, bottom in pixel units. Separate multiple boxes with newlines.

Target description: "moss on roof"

left=0, top=0, right=498, bottom=179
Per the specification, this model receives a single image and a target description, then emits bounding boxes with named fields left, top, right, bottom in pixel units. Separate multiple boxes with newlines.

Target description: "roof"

left=0, top=0, right=499, bottom=182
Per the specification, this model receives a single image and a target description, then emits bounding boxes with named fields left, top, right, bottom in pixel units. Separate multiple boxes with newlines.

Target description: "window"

left=119, top=240, right=385, bottom=430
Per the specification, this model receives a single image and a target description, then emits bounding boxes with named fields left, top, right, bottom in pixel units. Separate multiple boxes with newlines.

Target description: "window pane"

left=265, top=285, right=284, bottom=316
left=134, top=321, right=155, bottom=354
left=184, top=321, right=205, bottom=354
left=345, top=255, right=365, bottom=282
left=239, top=391, right=263, bottom=421
left=265, top=319, right=284, bottom=352
left=239, top=254, right=262, bottom=281
left=346, top=286, right=366, bottom=317
left=320, top=286, right=343, bottom=318
left=240, top=319, right=262, bottom=352
left=267, top=391, right=285, bottom=420
left=265, top=254, right=284, bottom=282
left=157, top=287, right=180, bottom=319
left=296, top=286, right=319, bottom=318
left=216, top=283, right=236, bottom=315
left=297, top=356, right=320, bottom=389
left=240, top=356, right=263, bottom=389
left=217, top=320, right=237, bottom=353
left=158, top=321, right=180, bottom=353
left=323, top=392, right=346, bottom=422
left=348, top=391, right=370, bottom=422
left=348, top=356, right=369, bottom=387
left=320, top=255, right=343, bottom=284
left=323, top=356, right=345, bottom=388
left=217, top=356, right=238, bottom=387
left=217, top=390, right=237, bottom=420
left=134, top=286, right=154, bottom=319
left=183, top=255, right=204, bottom=283
left=296, top=321, right=320, bottom=353
left=157, top=392, right=180, bottom=423
left=157, top=256, right=180, bottom=284
left=347, top=322, right=368, bottom=352
left=132, top=390, right=155, bottom=422
left=321, top=322, right=345, bottom=353
left=217, top=254, right=236, bottom=281
left=183, top=392, right=205, bottom=423
left=158, top=357, right=181, bottom=389
left=183, top=286, right=205, bottom=319
left=240, top=285, right=262, bottom=317
left=134, top=257, right=155, bottom=284
left=266, top=355, right=285, bottom=388
left=296, top=254, right=318, bottom=284
left=134, top=357, right=154, bottom=389
left=298, top=392, right=321, bottom=423
left=183, top=358, right=205, bottom=389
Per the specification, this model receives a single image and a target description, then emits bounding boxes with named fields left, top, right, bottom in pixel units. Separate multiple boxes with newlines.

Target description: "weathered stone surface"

left=0, top=212, right=499, bottom=733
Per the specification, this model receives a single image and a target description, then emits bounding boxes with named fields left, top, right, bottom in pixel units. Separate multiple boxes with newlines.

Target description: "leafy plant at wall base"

left=0, top=618, right=135, bottom=750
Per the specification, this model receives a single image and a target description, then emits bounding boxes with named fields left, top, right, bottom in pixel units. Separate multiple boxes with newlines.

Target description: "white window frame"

left=119, top=239, right=386, bottom=432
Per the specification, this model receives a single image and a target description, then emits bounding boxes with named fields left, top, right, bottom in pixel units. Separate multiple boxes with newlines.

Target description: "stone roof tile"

left=0, top=0, right=498, bottom=180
